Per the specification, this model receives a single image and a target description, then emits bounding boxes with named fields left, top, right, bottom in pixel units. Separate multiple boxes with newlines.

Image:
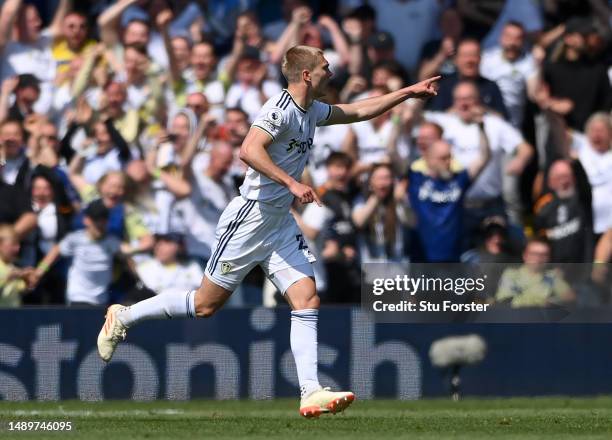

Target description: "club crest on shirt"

left=220, top=262, right=232, bottom=274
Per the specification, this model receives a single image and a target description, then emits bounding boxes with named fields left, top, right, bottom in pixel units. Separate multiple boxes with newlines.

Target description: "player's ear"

left=302, top=69, right=311, bottom=82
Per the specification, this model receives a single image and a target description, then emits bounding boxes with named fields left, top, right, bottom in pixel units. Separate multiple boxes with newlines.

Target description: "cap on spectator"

left=84, top=199, right=110, bottom=222
left=154, top=232, right=184, bottom=243
left=368, top=31, right=395, bottom=50
left=564, top=17, right=595, bottom=35
left=17, top=74, right=40, bottom=92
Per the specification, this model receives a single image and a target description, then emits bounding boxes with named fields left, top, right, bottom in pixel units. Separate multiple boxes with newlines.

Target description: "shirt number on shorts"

left=295, top=234, right=308, bottom=250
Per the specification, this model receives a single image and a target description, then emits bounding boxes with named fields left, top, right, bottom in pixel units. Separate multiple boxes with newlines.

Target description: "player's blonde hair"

left=281, top=45, right=323, bottom=84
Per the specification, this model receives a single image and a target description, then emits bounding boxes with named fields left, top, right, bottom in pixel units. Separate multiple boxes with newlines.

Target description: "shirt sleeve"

left=252, top=104, right=289, bottom=140
left=313, top=100, right=332, bottom=127
left=58, top=233, right=76, bottom=256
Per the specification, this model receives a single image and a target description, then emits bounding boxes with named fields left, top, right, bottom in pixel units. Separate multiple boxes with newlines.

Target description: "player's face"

left=310, top=55, right=333, bottom=98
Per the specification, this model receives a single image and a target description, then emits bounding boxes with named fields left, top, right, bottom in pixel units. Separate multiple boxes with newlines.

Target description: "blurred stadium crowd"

left=0, top=0, right=610, bottom=308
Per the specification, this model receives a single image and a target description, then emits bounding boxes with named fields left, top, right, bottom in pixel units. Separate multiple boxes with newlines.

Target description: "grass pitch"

left=1, top=397, right=611, bottom=439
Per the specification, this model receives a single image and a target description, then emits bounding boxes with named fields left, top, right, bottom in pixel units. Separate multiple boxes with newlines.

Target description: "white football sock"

left=117, top=290, right=197, bottom=328
left=290, top=308, right=321, bottom=397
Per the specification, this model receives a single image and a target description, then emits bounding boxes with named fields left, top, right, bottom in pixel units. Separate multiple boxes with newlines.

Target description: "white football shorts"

left=205, top=196, right=315, bottom=293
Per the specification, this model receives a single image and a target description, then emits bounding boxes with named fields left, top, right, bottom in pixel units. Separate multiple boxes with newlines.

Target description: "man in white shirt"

left=480, top=21, right=537, bottom=128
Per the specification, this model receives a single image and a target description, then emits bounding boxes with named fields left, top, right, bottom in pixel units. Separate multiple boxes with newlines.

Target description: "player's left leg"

left=274, top=268, right=355, bottom=418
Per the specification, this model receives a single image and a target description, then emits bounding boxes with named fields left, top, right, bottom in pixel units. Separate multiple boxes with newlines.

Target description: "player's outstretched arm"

left=324, top=76, right=441, bottom=126
left=240, top=127, right=321, bottom=205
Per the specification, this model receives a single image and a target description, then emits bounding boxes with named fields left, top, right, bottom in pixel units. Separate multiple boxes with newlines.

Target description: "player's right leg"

left=97, top=277, right=232, bottom=362
left=97, top=196, right=255, bottom=362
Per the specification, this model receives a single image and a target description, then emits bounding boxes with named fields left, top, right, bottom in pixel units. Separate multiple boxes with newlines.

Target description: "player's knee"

left=193, top=289, right=220, bottom=318
left=196, top=305, right=217, bottom=318
left=292, top=292, right=320, bottom=310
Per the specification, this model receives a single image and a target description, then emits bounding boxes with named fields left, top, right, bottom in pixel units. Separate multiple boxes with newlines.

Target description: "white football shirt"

left=241, top=90, right=332, bottom=209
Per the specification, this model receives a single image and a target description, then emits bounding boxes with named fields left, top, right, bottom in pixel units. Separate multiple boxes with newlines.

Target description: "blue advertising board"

left=0, top=307, right=611, bottom=400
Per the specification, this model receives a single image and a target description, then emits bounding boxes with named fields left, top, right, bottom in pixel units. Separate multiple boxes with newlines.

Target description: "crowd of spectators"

left=0, top=0, right=610, bottom=308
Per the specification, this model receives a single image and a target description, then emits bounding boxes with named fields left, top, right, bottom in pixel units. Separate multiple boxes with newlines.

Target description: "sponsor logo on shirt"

left=286, top=138, right=313, bottom=154
left=417, top=180, right=462, bottom=203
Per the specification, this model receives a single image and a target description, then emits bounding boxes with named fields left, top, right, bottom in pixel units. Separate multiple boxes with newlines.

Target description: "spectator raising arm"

left=97, top=0, right=139, bottom=48
left=418, top=37, right=455, bottom=81
left=269, top=6, right=312, bottom=65
left=157, top=9, right=181, bottom=87
left=144, top=139, right=192, bottom=199
left=317, top=15, right=350, bottom=67
left=47, top=0, right=71, bottom=41
left=0, top=77, right=18, bottom=124
left=0, top=0, right=21, bottom=54
left=466, top=108, right=491, bottom=180
left=342, top=17, right=365, bottom=76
